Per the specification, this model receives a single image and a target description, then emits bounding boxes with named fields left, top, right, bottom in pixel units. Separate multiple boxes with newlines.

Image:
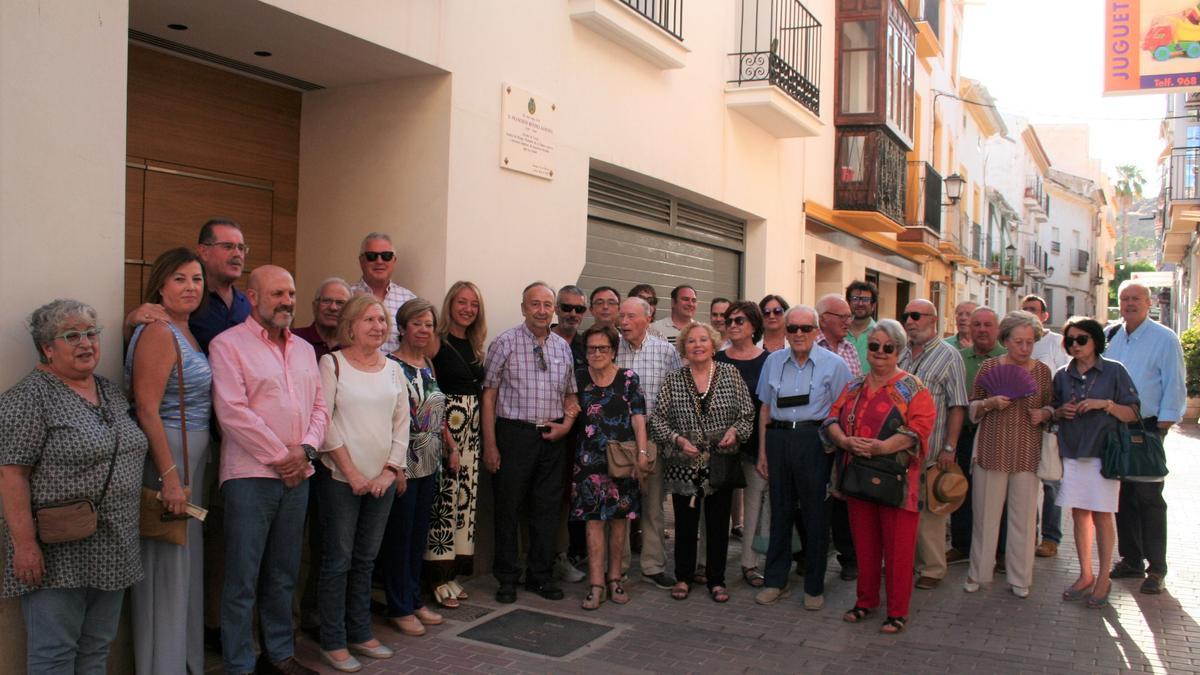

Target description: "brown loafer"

left=414, top=606, right=444, bottom=625
left=915, top=576, right=941, bottom=590
left=1035, top=540, right=1058, bottom=557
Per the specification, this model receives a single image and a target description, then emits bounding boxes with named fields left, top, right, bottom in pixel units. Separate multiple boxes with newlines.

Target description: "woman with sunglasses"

left=1052, top=317, right=1140, bottom=608
left=650, top=322, right=755, bottom=603
left=758, top=295, right=790, bottom=352
left=824, top=319, right=935, bottom=634
left=964, top=311, right=1054, bottom=600
left=714, top=301, right=770, bottom=587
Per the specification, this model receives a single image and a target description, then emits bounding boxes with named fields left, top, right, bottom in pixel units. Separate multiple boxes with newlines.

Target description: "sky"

left=960, top=0, right=1166, bottom=197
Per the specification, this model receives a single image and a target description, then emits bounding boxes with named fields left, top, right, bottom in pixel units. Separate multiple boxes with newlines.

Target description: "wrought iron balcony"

left=617, top=0, right=683, bottom=40
left=834, top=127, right=907, bottom=229
left=911, top=0, right=941, bottom=59
left=1072, top=248, right=1090, bottom=274
left=1024, top=176, right=1050, bottom=219
left=1167, top=147, right=1200, bottom=202
left=729, top=0, right=821, bottom=116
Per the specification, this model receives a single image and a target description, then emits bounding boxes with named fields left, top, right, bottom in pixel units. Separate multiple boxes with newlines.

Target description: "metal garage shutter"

left=580, top=174, right=744, bottom=323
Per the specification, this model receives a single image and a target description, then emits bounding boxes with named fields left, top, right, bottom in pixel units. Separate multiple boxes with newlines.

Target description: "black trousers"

left=950, top=425, right=977, bottom=552
left=672, top=488, right=733, bottom=589
left=1117, top=480, right=1168, bottom=576
left=492, top=419, right=565, bottom=587
left=764, top=427, right=832, bottom=596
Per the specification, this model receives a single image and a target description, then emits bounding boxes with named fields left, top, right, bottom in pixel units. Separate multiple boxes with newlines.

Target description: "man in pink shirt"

left=210, top=265, right=328, bottom=675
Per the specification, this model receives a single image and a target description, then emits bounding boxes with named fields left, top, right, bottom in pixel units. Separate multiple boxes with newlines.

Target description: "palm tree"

left=1113, top=164, right=1146, bottom=262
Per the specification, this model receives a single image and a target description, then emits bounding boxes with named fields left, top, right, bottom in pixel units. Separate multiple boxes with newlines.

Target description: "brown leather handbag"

left=137, top=331, right=192, bottom=546
left=606, top=440, right=638, bottom=478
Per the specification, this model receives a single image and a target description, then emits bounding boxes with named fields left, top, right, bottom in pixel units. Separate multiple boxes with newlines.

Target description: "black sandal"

left=880, top=616, right=907, bottom=634
left=843, top=606, right=872, bottom=623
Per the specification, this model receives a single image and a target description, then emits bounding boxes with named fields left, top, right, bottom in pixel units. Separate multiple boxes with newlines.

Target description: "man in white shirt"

left=650, top=285, right=698, bottom=344
left=1021, top=295, right=1069, bottom=559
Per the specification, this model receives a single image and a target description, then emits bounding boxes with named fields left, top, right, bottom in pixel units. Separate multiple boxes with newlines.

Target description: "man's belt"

left=497, top=417, right=564, bottom=431
left=767, top=420, right=823, bottom=430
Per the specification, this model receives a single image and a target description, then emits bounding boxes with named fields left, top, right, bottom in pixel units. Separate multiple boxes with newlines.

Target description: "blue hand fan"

left=976, top=363, right=1037, bottom=399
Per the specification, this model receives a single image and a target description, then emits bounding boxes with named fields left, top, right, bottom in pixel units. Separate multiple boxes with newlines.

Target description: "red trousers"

left=847, top=497, right=920, bottom=618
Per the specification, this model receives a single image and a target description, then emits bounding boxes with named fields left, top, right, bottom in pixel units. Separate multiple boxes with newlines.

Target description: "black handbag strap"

left=443, top=338, right=482, bottom=394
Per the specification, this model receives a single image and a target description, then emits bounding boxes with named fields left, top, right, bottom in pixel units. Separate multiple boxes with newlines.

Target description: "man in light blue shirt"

left=1103, top=280, right=1186, bottom=595
left=753, top=306, right=853, bottom=609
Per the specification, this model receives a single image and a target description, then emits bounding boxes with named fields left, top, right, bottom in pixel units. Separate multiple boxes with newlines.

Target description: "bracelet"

left=638, top=449, right=649, bottom=456
left=159, top=464, right=177, bottom=482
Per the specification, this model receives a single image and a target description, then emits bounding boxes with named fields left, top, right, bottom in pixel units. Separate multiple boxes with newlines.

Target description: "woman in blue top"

left=126, top=247, right=213, bottom=675
left=1052, top=316, right=1141, bottom=609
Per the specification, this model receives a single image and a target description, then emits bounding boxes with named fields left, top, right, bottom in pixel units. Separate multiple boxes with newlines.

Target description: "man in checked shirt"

left=482, top=282, right=580, bottom=604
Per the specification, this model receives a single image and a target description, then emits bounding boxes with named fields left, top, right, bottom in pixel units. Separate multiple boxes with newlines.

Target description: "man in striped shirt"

left=347, top=232, right=415, bottom=353
left=900, top=299, right=968, bottom=590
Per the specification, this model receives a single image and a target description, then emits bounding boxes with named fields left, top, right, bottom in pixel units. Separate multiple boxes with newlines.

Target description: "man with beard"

left=210, top=265, right=329, bottom=675
left=349, top=232, right=415, bottom=353
left=899, top=300, right=968, bottom=590
left=553, top=285, right=589, bottom=369
left=844, top=280, right=878, bottom=373
left=551, top=285, right=589, bottom=582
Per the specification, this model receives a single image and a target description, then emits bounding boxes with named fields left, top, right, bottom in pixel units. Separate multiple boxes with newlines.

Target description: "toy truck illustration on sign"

left=1143, top=9, right=1200, bottom=61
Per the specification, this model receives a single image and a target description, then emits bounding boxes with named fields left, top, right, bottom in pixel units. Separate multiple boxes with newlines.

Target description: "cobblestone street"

left=242, top=423, right=1200, bottom=674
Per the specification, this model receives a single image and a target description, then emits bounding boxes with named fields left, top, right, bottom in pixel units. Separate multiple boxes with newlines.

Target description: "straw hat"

left=925, top=463, right=967, bottom=516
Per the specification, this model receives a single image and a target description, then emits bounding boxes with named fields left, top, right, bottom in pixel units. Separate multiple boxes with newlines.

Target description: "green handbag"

left=1101, top=421, right=1168, bottom=480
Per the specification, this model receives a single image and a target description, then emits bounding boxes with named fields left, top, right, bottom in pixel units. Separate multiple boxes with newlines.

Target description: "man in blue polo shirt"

left=1104, top=280, right=1186, bottom=595
left=754, top=305, right=852, bottom=609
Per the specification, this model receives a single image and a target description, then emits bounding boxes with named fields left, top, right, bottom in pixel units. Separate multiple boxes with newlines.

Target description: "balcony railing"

left=913, top=0, right=940, bottom=39
left=1167, top=146, right=1200, bottom=202
left=835, top=127, right=908, bottom=226
left=1072, top=248, right=1090, bottom=274
left=1025, top=176, right=1050, bottom=216
left=905, top=161, right=942, bottom=234
left=730, top=0, right=822, bottom=115
left=618, top=0, right=683, bottom=40
left=970, top=222, right=984, bottom=262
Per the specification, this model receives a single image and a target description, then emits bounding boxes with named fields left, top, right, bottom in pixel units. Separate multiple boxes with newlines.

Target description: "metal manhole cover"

left=458, top=609, right=613, bottom=657
left=443, top=602, right=495, bottom=622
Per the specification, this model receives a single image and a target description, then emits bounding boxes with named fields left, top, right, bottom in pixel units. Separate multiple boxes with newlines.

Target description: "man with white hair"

left=293, top=277, right=352, bottom=361
left=348, top=232, right=415, bottom=352
left=1103, top=280, right=1186, bottom=595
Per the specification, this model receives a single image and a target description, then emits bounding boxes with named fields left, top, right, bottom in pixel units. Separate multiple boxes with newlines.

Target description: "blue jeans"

left=220, top=477, right=309, bottom=673
left=21, top=587, right=124, bottom=675
left=380, top=473, right=437, bottom=617
left=318, top=471, right=395, bottom=650
left=1041, top=480, right=1062, bottom=544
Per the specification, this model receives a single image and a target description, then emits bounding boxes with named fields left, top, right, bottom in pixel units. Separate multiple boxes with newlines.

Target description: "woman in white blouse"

left=316, top=295, right=410, bottom=672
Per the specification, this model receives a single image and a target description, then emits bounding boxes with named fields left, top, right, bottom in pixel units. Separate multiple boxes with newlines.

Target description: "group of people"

left=0, top=216, right=1187, bottom=673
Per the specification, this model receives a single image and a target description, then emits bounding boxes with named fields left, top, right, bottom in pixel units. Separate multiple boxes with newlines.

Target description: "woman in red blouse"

left=964, top=311, right=1053, bottom=599
left=824, top=319, right=935, bottom=634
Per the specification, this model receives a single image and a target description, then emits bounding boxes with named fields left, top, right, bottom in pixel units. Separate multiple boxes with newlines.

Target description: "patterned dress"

left=570, top=368, right=645, bottom=521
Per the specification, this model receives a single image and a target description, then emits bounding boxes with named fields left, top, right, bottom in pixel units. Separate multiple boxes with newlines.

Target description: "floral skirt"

left=569, top=438, right=639, bottom=521
left=423, top=394, right=480, bottom=579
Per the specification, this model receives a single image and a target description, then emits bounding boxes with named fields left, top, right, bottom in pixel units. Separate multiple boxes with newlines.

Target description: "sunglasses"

left=764, top=307, right=786, bottom=316
left=867, top=342, right=896, bottom=354
left=729, top=315, right=749, bottom=326
left=532, top=344, right=548, bottom=371
left=1064, top=334, right=1091, bottom=348
left=901, top=311, right=933, bottom=322
left=559, top=303, right=587, bottom=314
left=785, top=324, right=817, bottom=334
left=361, top=251, right=395, bottom=262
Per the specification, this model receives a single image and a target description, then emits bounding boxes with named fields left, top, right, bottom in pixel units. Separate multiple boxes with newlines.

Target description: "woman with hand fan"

left=1052, top=317, right=1140, bottom=609
left=963, top=311, right=1054, bottom=599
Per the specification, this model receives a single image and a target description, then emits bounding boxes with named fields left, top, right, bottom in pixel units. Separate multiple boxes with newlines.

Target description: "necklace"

left=691, top=359, right=717, bottom=398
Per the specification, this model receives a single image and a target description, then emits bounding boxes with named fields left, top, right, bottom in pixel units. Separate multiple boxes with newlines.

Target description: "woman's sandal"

left=843, top=606, right=873, bottom=623
left=741, top=566, right=766, bottom=588
left=694, top=565, right=708, bottom=585
left=880, top=616, right=907, bottom=634
left=670, top=582, right=690, bottom=601
left=446, top=580, right=469, bottom=601
left=582, top=585, right=605, bottom=610
left=709, top=585, right=730, bottom=603
left=433, top=584, right=461, bottom=609
left=607, top=578, right=630, bottom=605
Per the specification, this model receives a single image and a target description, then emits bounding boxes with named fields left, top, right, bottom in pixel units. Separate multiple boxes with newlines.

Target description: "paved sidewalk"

left=218, top=424, right=1200, bottom=673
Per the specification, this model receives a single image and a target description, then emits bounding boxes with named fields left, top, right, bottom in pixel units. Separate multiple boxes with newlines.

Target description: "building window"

left=886, top=9, right=915, bottom=141
left=1066, top=295, right=1075, bottom=318
left=840, top=21, right=877, bottom=115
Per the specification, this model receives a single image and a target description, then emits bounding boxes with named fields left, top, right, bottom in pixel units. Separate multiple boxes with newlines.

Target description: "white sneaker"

left=1011, top=585, right=1030, bottom=599
left=963, top=579, right=981, bottom=593
left=554, top=554, right=585, bottom=583
left=803, top=593, right=824, bottom=611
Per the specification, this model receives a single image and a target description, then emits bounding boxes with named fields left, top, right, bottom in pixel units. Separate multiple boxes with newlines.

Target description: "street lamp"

left=943, top=173, right=965, bottom=204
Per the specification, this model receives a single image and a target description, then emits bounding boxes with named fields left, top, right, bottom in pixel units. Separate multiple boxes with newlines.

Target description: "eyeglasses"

left=764, top=307, right=786, bottom=317
left=867, top=342, right=896, bottom=354
left=55, top=328, right=103, bottom=346
left=849, top=296, right=874, bottom=304
left=532, top=344, right=548, bottom=371
left=559, top=303, right=587, bottom=314
left=785, top=324, right=817, bottom=334
left=317, top=297, right=347, bottom=308
left=361, top=251, right=395, bottom=262
left=901, top=311, right=933, bottom=322
left=822, top=311, right=853, bottom=322
left=729, top=316, right=749, bottom=326
left=204, top=241, right=249, bottom=255
left=1064, top=334, right=1091, bottom=348
left=586, top=345, right=612, bottom=354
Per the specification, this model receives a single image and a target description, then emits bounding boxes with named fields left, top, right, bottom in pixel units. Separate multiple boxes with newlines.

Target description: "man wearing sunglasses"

left=1104, top=280, right=1186, bottom=595
left=550, top=286, right=590, bottom=584
left=348, top=232, right=414, bottom=353
left=844, top=280, right=878, bottom=374
left=1020, top=295, right=1069, bottom=560
left=899, top=300, right=968, bottom=590
left=651, top=285, right=699, bottom=345
left=551, top=285, right=589, bottom=369
left=754, top=306, right=853, bottom=609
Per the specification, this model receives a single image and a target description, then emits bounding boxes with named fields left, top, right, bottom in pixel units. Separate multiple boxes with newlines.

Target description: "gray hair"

left=558, top=285, right=586, bottom=300
left=312, top=276, right=351, bottom=302
left=522, top=280, right=556, bottom=301
left=999, top=310, right=1045, bottom=343
left=815, top=294, right=843, bottom=315
left=970, top=306, right=999, bottom=323
left=622, top=296, right=654, bottom=318
left=785, top=304, right=818, bottom=325
left=360, top=232, right=393, bottom=252
left=1117, top=278, right=1152, bottom=300
left=28, top=299, right=98, bottom=363
left=870, top=319, right=909, bottom=362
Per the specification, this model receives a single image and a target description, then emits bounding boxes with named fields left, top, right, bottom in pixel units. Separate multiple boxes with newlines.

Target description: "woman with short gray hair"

left=998, top=310, right=1045, bottom=345
left=0, top=299, right=148, bottom=673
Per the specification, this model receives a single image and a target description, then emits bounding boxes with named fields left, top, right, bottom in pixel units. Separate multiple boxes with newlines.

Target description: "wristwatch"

left=301, top=444, right=318, bottom=461
left=942, top=444, right=954, bottom=454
